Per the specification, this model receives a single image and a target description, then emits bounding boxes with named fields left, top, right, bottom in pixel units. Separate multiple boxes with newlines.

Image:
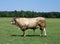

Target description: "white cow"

left=11, top=17, right=47, bottom=37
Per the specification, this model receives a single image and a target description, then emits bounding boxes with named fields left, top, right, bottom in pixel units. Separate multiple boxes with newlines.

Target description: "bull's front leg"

left=22, top=30, right=26, bottom=37
left=21, top=26, right=27, bottom=37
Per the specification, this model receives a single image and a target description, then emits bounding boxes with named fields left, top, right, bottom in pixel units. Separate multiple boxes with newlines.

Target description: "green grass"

left=0, top=18, right=60, bottom=44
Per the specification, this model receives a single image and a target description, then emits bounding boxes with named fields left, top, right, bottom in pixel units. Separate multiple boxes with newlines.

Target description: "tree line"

left=0, top=10, right=60, bottom=18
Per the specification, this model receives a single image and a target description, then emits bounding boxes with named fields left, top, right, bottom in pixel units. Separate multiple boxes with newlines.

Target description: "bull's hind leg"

left=22, top=27, right=27, bottom=37
left=40, top=28, right=43, bottom=36
left=22, top=30, right=26, bottom=37
left=40, top=27, right=47, bottom=37
left=43, top=28, right=47, bottom=36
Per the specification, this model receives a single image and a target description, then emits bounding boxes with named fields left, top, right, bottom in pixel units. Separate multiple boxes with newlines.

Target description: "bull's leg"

left=33, top=29, right=35, bottom=32
left=43, top=28, right=47, bottom=36
left=40, top=28, right=43, bottom=36
left=40, top=27, right=47, bottom=37
left=22, top=27, right=26, bottom=37
left=23, top=30, right=26, bottom=37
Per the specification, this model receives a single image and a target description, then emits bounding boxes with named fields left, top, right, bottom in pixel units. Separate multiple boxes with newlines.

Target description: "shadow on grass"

left=11, top=34, right=40, bottom=37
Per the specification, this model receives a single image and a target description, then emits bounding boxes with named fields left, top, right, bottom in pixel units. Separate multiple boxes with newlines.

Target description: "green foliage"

left=0, top=10, right=60, bottom=18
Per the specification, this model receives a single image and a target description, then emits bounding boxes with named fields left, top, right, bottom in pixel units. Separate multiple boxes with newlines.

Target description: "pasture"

left=0, top=18, right=60, bottom=44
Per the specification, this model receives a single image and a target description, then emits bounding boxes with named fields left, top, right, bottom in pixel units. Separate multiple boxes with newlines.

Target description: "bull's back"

left=16, top=18, right=38, bottom=27
left=15, top=17, right=46, bottom=27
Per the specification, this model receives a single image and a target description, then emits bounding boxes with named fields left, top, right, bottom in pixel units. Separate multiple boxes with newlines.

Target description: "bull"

left=11, top=17, right=47, bottom=37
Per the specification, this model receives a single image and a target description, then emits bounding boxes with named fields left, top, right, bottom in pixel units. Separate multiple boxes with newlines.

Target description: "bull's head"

left=11, top=18, right=16, bottom=25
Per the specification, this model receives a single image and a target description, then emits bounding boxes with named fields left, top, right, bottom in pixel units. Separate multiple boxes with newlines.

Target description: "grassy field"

left=0, top=18, right=60, bottom=44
